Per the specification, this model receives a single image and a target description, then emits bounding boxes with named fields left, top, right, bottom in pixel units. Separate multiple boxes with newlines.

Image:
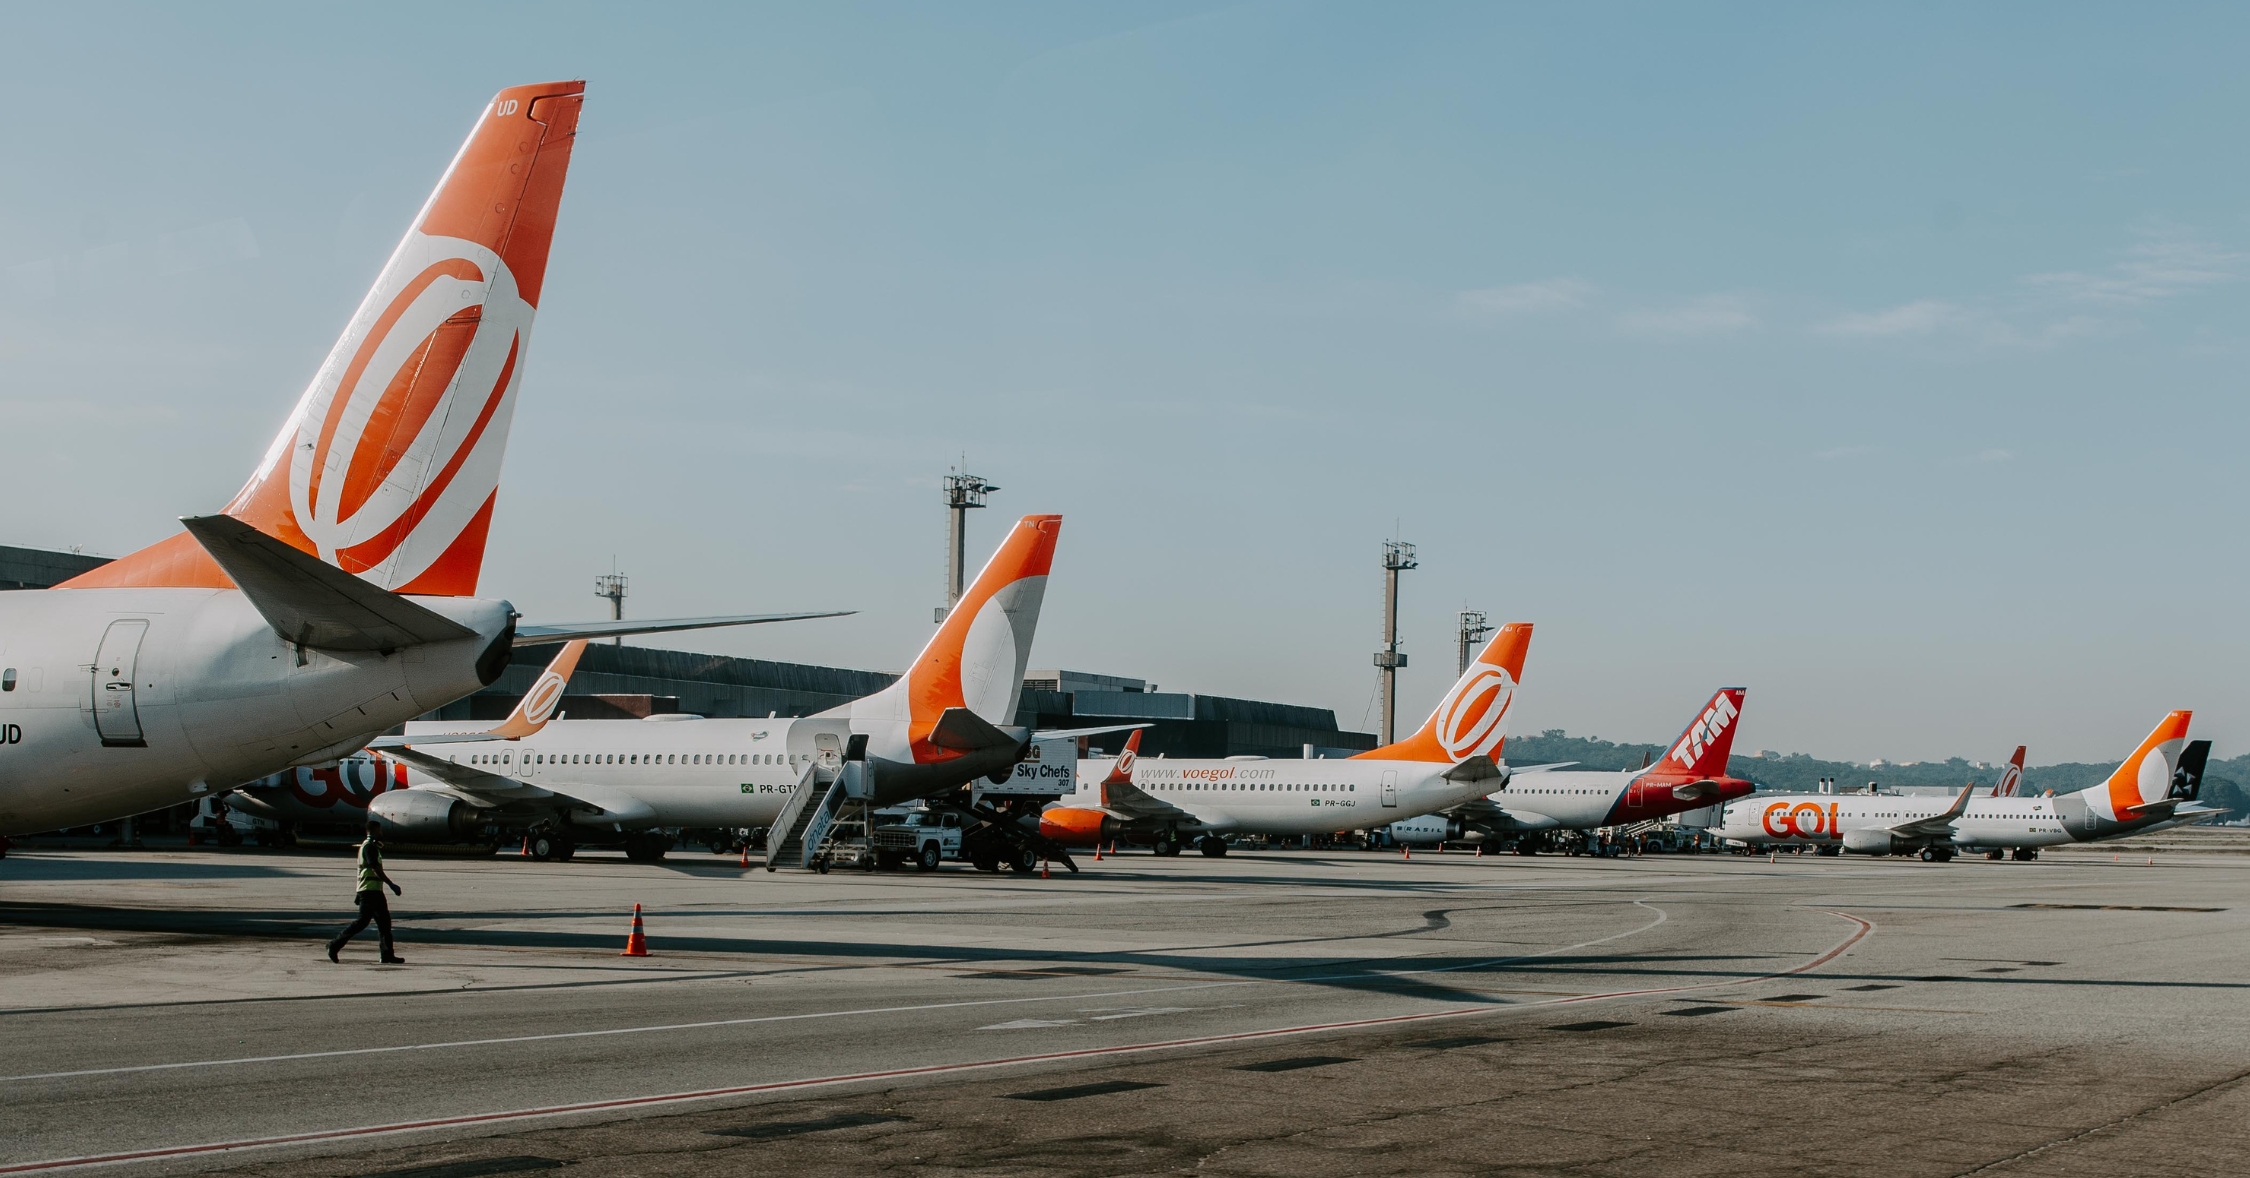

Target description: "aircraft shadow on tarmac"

left=8, top=898, right=2247, bottom=1012
left=0, top=859, right=312, bottom=882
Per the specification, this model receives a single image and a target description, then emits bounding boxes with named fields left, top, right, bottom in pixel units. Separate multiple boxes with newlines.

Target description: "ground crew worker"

left=328, top=820, right=405, bottom=964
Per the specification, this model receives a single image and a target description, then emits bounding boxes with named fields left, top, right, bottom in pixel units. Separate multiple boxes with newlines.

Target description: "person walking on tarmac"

left=328, top=820, right=405, bottom=964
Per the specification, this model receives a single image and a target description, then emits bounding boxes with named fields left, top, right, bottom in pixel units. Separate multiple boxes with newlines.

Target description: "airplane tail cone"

left=621, top=903, right=649, bottom=957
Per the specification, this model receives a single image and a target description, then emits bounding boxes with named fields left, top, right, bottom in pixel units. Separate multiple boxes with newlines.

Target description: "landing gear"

left=1918, top=846, right=1955, bottom=863
left=1986, top=849, right=2006, bottom=861
left=2011, top=847, right=2040, bottom=861
left=624, top=832, right=671, bottom=863
left=1198, top=835, right=1228, bottom=858
left=530, top=829, right=575, bottom=862
left=1154, top=833, right=1184, bottom=857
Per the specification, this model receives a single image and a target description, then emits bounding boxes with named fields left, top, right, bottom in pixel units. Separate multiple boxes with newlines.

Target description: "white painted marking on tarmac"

left=0, top=897, right=1680, bottom=1084
left=0, top=913, right=1875, bottom=1176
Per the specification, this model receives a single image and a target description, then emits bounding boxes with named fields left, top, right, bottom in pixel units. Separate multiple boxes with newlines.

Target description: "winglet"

left=1100, top=729, right=1143, bottom=807
left=1943, top=783, right=1976, bottom=819
left=484, top=640, right=587, bottom=739
left=1996, top=745, right=2026, bottom=797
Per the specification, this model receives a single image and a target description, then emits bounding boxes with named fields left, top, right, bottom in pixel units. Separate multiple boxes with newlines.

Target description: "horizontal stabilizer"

left=1443, top=754, right=1508, bottom=783
left=182, top=514, right=475, bottom=652
left=513, top=611, right=854, bottom=646
left=1034, top=722, right=1155, bottom=741
left=1669, top=780, right=1724, bottom=801
left=927, top=706, right=1021, bottom=752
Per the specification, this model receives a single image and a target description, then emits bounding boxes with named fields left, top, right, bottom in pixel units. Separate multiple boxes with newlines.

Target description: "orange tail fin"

left=1354, top=622, right=1532, bottom=763
left=2099, top=711, right=2191, bottom=818
left=62, top=81, right=586, bottom=595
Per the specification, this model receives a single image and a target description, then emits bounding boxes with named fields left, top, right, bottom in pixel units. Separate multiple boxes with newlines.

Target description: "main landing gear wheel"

left=530, top=832, right=564, bottom=861
left=918, top=842, right=944, bottom=872
left=1198, top=836, right=1228, bottom=858
left=2012, top=847, right=2039, bottom=861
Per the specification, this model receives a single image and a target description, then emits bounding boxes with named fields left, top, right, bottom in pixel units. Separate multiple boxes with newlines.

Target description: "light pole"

left=938, top=467, right=998, bottom=623
left=1373, top=539, right=1416, bottom=745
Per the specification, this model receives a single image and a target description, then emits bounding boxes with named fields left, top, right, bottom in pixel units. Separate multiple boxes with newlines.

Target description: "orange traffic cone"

left=1041, top=859, right=1051, bottom=879
left=738, top=842, right=751, bottom=868
left=1093, top=844, right=1102, bottom=861
left=1475, top=845, right=1483, bottom=858
left=621, top=903, right=649, bottom=957
left=1402, top=845, right=1411, bottom=860
left=519, top=834, right=530, bottom=857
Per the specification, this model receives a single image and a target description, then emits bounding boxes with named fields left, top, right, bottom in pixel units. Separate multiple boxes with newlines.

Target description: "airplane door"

left=815, top=732, right=843, bottom=770
left=1381, top=770, right=1399, bottom=808
left=92, top=619, right=149, bottom=748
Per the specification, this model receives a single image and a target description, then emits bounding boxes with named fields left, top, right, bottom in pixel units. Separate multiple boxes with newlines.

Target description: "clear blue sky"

left=4, top=3, right=2243, bottom=765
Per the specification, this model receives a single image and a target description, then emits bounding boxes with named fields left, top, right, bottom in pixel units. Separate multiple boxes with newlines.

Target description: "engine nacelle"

left=1036, top=807, right=1119, bottom=847
left=368, top=790, right=487, bottom=842
left=1841, top=828, right=1896, bottom=856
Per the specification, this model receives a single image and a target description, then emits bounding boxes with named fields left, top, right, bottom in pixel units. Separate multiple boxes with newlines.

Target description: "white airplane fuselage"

left=1057, top=754, right=1487, bottom=838
left=0, top=588, right=510, bottom=834
left=1718, top=792, right=2097, bottom=850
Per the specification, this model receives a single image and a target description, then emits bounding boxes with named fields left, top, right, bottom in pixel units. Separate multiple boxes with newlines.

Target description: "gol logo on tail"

left=1435, top=668, right=1514, bottom=760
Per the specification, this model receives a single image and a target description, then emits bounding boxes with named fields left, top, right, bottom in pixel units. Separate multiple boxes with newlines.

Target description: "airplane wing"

left=1098, top=777, right=1192, bottom=822
left=1507, top=761, right=1579, bottom=774
left=512, top=611, right=854, bottom=646
left=380, top=746, right=563, bottom=805
left=1886, top=785, right=1977, bottom=839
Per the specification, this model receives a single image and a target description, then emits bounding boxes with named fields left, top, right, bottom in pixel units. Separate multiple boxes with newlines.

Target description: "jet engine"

left=1036, top=808, right=1119, bottom=847
left=369, top=790, right=488, bottom=841
left=1841, top=829, right=1897, bottom=856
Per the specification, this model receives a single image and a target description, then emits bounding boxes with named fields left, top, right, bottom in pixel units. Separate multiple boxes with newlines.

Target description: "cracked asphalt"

left=2, top=829, right=2246, bottom=1176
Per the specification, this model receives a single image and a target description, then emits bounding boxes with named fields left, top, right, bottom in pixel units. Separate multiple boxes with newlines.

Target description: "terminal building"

left=3, top=545, right=1377, bottom=761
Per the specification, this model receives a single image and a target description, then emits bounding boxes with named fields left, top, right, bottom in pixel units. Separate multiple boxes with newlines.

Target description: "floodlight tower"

left=594, top=569, right=627, bottom=647
left=937, top=466, right=999, bottom=623
left=1374, top=539, right=1417, bottom=745
left=1456, top=609, right=1493, bottom=676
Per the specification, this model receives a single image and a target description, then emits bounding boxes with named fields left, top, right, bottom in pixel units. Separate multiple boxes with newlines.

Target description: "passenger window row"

left=463, top=752, right=803, bottom=768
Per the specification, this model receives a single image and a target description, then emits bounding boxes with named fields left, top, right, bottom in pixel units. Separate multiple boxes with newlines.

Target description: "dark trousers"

left=332, top=888, right=395, bottom=958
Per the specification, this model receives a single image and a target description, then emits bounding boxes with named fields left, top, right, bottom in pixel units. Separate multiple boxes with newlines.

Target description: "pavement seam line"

left=0, top=912, right=1873, bottom=1175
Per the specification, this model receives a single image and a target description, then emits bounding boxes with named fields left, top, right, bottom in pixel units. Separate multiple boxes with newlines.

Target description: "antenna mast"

left=1374, top=539, right=1417, bottom=744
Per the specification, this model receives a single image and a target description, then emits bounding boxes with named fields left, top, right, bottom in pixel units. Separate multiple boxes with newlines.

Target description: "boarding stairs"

left=765, top=757, right=873, bottom=870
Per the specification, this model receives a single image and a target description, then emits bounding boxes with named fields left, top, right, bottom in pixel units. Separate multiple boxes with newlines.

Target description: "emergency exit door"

left=1380, top=770, right=1399, bottom=808
left=93, top=619, right=149, bottom=748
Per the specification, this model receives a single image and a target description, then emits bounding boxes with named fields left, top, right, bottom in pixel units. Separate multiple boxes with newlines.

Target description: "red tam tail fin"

left=1646, top=689, right=1747, bottom=781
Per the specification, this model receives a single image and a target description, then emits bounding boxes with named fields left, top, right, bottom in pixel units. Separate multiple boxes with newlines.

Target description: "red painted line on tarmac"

left=1, top=912, right=1872, bottom=1174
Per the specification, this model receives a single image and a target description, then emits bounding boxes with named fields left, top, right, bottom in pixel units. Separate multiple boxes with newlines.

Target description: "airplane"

left=1714, top=713, right=2224, bottom=861
left=369, top=516, right=1091, bottom=869
left=223, top=641, right=590, bottom=833
left=1381, top=687, right=1757, bottom=853
left=0, top=82, right=849, bottom=842
left=1034, top=623, right=1534, bottom=857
